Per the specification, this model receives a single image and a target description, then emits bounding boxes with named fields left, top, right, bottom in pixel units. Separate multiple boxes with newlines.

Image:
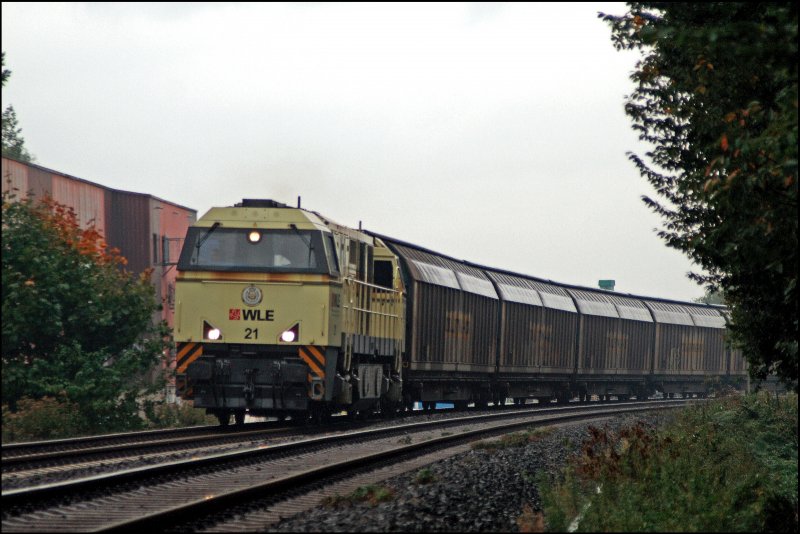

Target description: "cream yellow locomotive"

left=174, top=199, right=405, bottom=425
left=174, top=199, right=747, bottom=425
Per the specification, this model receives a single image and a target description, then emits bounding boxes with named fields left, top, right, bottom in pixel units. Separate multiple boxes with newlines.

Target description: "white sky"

left=2, top=2, right=708, bottom=302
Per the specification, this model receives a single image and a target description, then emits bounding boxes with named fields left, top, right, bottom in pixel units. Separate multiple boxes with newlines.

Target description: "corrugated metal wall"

left=2, top=156, right=196, bottom=329
left=569, top=289, right=653, bottom=376
left=384, top=240, right=499, bottom=374
left=728, top=347, right=748, bottom=376
left=647, top=301, right=728, bottom=376
left=487, top=271, right=577, bottom=374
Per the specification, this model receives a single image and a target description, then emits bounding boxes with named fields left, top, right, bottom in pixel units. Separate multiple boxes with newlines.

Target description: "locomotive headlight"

left=280, top=330, right=296, bottom=343
left=279, top=323, right=300, bottom=343
left=248, top=230, right=261, bottom=243
left=203, top=320, right=222, bottom=340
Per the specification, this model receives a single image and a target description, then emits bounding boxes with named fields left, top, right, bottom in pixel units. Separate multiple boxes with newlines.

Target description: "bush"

left=2, top=396, right=86, bottom=442
left=540, top=393, right=798, bottom=532
left=2, top=191, right=169, bottom=433
left=143, top=400, right=217, bottom=429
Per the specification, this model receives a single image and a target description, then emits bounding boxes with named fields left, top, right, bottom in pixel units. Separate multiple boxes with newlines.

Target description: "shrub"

left=143, top=400, right=217, bottom=428
left=2, top=396, right=86, bottom=442
left=540, top=393, right=798, bottom=532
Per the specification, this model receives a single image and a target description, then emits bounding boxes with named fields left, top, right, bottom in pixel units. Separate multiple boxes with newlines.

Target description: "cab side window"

left=374, top=260, right=393, bottom=289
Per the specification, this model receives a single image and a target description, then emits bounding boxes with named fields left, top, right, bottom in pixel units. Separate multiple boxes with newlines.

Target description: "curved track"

left=2, top=399, right=691, bottom=532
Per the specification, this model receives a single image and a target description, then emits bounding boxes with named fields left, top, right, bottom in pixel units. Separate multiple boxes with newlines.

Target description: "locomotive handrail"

left=349, top=307, right=400, bottom=318
left=343, top=276, right=403, bottom=294
left=342, top=276, right=404, bottom=356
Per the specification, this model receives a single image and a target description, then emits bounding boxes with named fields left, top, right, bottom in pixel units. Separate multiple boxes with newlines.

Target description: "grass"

left=539, top=392, right=798, bottom=532
left=471, top=426, right=555, bottom=451
left=322, top=484, right=395, bottom=508
left=414, top=467, right=436, bottom=484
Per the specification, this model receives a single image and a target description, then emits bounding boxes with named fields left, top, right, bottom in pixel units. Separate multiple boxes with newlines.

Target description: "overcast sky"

left=2, top=2, right=709, bottom=302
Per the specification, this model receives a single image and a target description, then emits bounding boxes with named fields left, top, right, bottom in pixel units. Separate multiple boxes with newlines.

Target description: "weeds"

left=322, top=484, right=394, bottom=508
left=472, top=426, right=555, bottom=451
left=517, top=504, right=546, bottom=532
left=414, top=467, right=436, bottom=484
left=540, top=393, right=798, bottom=532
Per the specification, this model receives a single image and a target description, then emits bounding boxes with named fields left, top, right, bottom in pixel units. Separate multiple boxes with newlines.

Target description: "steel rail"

left=104, top=401, right=688, bottom=532
left=2, top=424, right=307, bottom=470
left=2, top=400, right=691, bottom=525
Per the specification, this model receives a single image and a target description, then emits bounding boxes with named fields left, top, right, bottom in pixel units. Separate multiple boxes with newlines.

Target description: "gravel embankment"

left=270, top=411, right=675, bottom=532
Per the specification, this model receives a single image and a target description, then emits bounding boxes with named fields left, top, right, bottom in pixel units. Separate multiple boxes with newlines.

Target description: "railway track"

left=2, top=422, right=323, bottom=478
left=2, top=421, right=283, bottom=463
left=1, top=399, right=692, bottom=532
left=1, top=397, right=653, bottom=484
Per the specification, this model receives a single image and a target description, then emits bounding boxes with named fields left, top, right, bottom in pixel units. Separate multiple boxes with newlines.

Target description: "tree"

left=1, top=190, right=170, bottom=432
left=1, top=52, right=34, bottom=162
left=601, top=3, right=797, bottom=389
left=694, top=289, right=725, bottom=306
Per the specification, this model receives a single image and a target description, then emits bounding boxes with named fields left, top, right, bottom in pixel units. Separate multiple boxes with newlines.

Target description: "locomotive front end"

left=174, top=199, right=342, bottom=425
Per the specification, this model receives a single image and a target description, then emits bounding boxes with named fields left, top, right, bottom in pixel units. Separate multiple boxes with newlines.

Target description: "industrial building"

left=2, top=156, right=197, bottom=400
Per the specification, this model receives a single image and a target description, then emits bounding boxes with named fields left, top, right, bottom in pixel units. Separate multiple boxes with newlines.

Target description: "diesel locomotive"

left=174, top=199, right=747, bottom=425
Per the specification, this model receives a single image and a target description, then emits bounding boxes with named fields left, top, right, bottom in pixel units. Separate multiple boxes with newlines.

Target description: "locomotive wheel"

left=287, top=410, right=309, bottom=426
left=234, top=410, right=246, bottom=426
left=216, top=411, right=231, bottom=427
left=380, top=398, right=398, bottom=418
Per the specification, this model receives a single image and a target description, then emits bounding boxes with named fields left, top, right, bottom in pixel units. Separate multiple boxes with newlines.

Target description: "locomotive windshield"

left=178, top=227, right=336, bottom=274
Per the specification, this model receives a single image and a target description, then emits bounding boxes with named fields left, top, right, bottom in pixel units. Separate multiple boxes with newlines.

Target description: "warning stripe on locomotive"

left=176, top=342, right=203, bottom=373
left=298, top=345, right=326, bottom=379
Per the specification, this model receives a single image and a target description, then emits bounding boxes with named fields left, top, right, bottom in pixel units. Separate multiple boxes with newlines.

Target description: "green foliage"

left=1, top=52, right=33, bottom=162
left=414, top=467, right=436, bottom=484
left=2, top=396, right=85, bottom=442
left=540, top=393, right=798, bottom=532
left=1, top=52, right=9, bottom=86
left=694, top=288, right=726, bottom=305
left=1, top=191, right=170, bottom=436
left=143, top=400, right=217, bottom=429
left=601, top=3, right=798, bottom=389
